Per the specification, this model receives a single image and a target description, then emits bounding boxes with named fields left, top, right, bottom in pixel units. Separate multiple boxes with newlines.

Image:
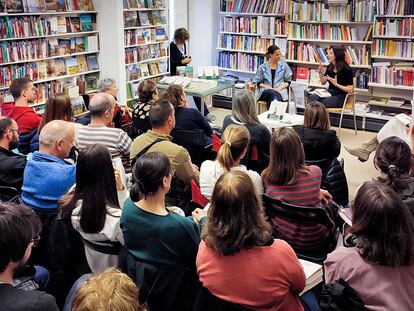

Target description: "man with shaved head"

left=76, top=92, right=132, bottom=171
left=21, top=120, right=76, bottom=210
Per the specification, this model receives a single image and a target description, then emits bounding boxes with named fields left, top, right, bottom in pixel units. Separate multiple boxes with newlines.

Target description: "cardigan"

left=170, top=41, right=187, bottom=76
left=175, top=107, right=212, bottom=145
left=21, top=152, right=76, bottom=209
left=254, top=61, right=292, bottom=101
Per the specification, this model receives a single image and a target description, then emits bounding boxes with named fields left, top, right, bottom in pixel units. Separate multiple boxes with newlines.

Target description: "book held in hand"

left=299, top=259, right=323, bottom=295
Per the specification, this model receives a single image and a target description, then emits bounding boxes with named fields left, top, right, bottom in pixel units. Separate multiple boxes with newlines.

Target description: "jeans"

left=301, top=290, right=320, bottom=311
left=34, top=265, right=50, bottom=290
left=259, top=89, right=284, bottom=109
left=62, top=274, right=91, bottom=311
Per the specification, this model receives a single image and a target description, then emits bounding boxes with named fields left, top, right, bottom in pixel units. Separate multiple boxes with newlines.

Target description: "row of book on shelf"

left=287, top=23, right=373, bottom=42
left=373, top=18, right=414, bottom=37
left=124, top=27, right=167, bottom=46
left=125, top=43, right=167, bottom=64
left=220, top=0, right=286, bottom=15
left=288, top=0, right=374, bottom=22
left=126, top=60, right=167, bottom=82
left=0, top=13, right=96, bottom=39
left=124, top=10, right=167, bottom=28
left=0, top=54, right=99, bottom=88
left=123, top=0, right=166, bottom=10
left=372, top=62, right=414, bottom=87
left=218, top=51, right=265, bottom=72
left=218, top=34, right=287, bottom=54
left=375, top=0, right=414, bottom=16
left=0, top=0, right=93, bottom=13
left=220, top=16, right=286, bottom=36
left=372, top=39, right=414, bottom=59
left=0, top=35, right=98, bottom=64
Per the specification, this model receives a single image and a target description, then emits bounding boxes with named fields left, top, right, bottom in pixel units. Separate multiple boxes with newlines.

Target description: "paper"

left=269, top=100, right=288, bottom=116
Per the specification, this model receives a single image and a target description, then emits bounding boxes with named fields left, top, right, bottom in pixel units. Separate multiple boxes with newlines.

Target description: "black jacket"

left=170, top=41, right=187, bottom=76
left=0, top=146, right=26, bottom=191
left=293, top=125, right=341, bottom=161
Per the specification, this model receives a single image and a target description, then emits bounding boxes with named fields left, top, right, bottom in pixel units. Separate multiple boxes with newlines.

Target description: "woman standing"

left=308, top=46, right=354, bottom=108
left=255, top=45, right=292, bottom=108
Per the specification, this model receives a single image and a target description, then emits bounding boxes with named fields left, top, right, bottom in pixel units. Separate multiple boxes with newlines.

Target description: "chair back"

left=212, top=133, right=221, bottom=152
left=191, top=180, right=209, bottom=208
left=172, top=129, right=204, bottom=147
left=0, top=186, right=21, bottom=203
left=193, top=286, right=254, bottom=311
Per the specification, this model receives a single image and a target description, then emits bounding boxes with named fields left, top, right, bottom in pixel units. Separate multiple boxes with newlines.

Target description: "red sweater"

left=1, top=102, right=42, bottom=134
left=196, top=240, right=305, bottom=311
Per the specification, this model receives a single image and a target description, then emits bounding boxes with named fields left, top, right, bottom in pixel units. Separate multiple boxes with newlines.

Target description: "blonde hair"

left=71, top=268, right=146, bottom=311
left=217, top=125, right=250, bottom=171
left=232, top=90, right=260, bottom=125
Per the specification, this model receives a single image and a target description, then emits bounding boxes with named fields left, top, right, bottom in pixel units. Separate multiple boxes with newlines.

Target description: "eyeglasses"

left=30, top=234, right=41, bottom=247
left=9, top=128, right=20, bottom=134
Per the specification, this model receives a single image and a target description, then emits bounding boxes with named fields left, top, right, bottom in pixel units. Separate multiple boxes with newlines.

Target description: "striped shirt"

left=76, top=125, right=132, bottom=170
left=264, top=165, right=322, bottom=207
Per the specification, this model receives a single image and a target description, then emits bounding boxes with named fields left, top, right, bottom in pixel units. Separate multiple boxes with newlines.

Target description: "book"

left=38, top=61, right=47, bottom=80
left=299, top=259, right=323, bottom=294
left=0, top=0, right=4, bottom=12
left=76, top=55, right=88, bottom=72
left=155, top=27, right=167, bottom=41
left=127, top=64, right=141, bottom=81
left=49, top=38, right=60, bottom=56
left=296, top=66, right=309, bottom=82
left=148, top=62, right=159, bottom=75
left=74, top=37, right=85, bottom=52
left=57, top=16, right=68, bottom=32
left=127, top=0, right=139, bottom=9
left=65, top=57, right=79, bottom=75
left=45, top=0, right=66, bottom=11
left=138, top=11, right=151, bottom=26
left=5, top=0, right=23, bottom=12
left=46, top=59, right=56, bottom=76
left=394, top=113, right=411, bottom=128
left=309, top=89, right=332, bottom=98
left=58, top=39, right=72, bottom=55
left=78, top=0, right=93, bottom=11
left=139, top=63, right=150, bottom=77
left=86, top=54, right=99, bottom=70
left=26, top=0, right=46, bottom=12
left=69, top=17, right=81, bottom=32
left=85, top=72, right=99, bottom=90
left=124, top=11, right=139, bottom=27
left=151, top=11, right=163, bottom=25
left=54, top=58, right=66, bottom=76
left=338, top=207, right=352, bottom=226
left=79, top=13, right=93, bottom=31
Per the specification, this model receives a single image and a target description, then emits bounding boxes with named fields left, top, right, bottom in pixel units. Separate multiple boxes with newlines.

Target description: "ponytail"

left=217, top=125, right=250, bottom=171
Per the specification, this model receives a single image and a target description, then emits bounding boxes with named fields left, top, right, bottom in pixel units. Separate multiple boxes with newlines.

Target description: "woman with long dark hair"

left=308, top=46, right=354, bottom=108
left=61, top=144, right=127, bottom=273
left=325, top=181, right=414, bottom=310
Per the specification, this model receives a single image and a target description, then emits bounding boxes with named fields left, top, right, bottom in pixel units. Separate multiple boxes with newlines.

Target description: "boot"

left=344, top=137, right=379, bottom=162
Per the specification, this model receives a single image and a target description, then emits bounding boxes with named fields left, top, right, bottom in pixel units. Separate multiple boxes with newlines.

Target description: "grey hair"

left=97, top=78, right=116, bottom=92
left=89, top=93, right=114, bottom=117
left=39, top=120, right=73, bottom=148
left=232, top=90, right=260, bottom=125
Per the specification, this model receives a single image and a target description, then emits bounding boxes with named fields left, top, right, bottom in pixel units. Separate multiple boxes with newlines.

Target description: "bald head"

left=39, top=120, right=75, bottom=159
left=89, top=93, right=115, bottom=118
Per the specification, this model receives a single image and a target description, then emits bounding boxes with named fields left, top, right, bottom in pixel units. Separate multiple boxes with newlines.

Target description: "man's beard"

left=9, top=138, right=19, bottom=151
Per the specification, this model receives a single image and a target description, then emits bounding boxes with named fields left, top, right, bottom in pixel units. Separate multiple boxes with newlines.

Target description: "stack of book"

left=220, top=0, right=286, bottom=15
left=286, top=42, right=329, bottom=63
left=375, top=0, right=414, bottom=16
left=124, top=27, right=167, bottom=46
left=372, top=39, right=414, bottom=59
left=123, top=10, right=167, bottom=28
left=372, top=62, right=414, bottom=86
left=0, top=0, right=94, bottom=13
left=218, top=51, right=265, bottom=72
left=218, top=34, right=285, bottom=53
left=124, top=43, right=166, bottom=64
left=288, top=23, right=369, bottom=41
left=123, top=0, right=166, bottom=10
left=374, top=18, right=414, bottom=37
left=125, top=60, right=167, bottom=81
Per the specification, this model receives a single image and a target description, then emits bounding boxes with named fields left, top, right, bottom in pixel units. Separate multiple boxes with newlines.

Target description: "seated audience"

left=222, top=90, right=271, bottom=173
left=76, top=93, right=132, bottom=171
left=22, top=120, right=76, bottom=210
left=200, top=124, right=263, bottom=200
left=70, top=268, right=146, bottom=311
left=262, top=127, right=333, bottom=252
left=30, top=94, right=74, bottom=153
left=0, top=117, right=26, bottom=193
left=374, top=136, right=414, bottom=216
left=60, top=144, right=128, bottom=273
left=98, top=78, right=134, bottom=137
left=196, top=170, right=319, bottom=311
left=120, top=152, right=201, bottom=310
left=325, top=181, right=414, bottom=310
left=0, top=202, right=59, bottom=311
left=132, top=80, right=158, bottom=136
left=0, top=78, right=42, bottom=154
left=130, top=98, right=199, bottom=213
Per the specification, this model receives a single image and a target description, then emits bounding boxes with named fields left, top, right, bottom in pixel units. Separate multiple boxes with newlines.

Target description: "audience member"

left=120, top=152, right=202, bottom=310
left=325, top=181, right=414, bottom=310
left=132, top=80, right=158, bottom=135
left=196, top=171, right=318, bottom=311
left=30, top=94, right=74, bottom=153
left=1, top=78, right=42, bottom=154
left=71, top=268, right=146, bottom=311
left=60, top=144, right=127, bottom=273
left=22, top=120, right=76, bottom=210
left=222, top=90, right=271, bottom=173
left=200, top=124, right=263, bottom=200
left=374, top=136, right=414, bottom=216
left=0, top=202, right=59, bottom=311
left=76, top=93, right=132, bottom=171
left=0, top=117, right=26, bottom=193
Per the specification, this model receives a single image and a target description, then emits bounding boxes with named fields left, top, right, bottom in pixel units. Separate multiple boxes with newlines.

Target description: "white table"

left=258, top=112, right=304, bottom=130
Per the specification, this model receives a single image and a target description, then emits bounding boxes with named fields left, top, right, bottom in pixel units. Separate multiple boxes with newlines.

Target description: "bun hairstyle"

left=130, top=152, right=172, bottom=201
left=217, top=125, right=250, bottom=171
left=163, top=85, right=184, bottom=109
left=374, top=136, right=413, bottom=191
left=266, top=45, right=280, bottom=56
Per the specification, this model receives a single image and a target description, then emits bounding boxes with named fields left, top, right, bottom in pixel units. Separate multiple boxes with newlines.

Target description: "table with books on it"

left=258, top=100, right=304, bottom=130
left=157, top=76, right=235, bottom=116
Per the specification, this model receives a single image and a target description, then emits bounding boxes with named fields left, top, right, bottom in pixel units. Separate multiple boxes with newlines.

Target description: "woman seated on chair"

left=254, top=44, right=292, bottom=108
left=374, top=136, right=414, bottom=216
left=60, top=144, right=128, bottom=273
left=200, top=124, right=263, bottom=200
left=262, top=128, right=334, bottom=252
left=195, top=170, right=319, bottom=311
left=222, top=90, right=271, bottom=173
left=132, top=80, right=158, bottom=136
left=324, top=181, right=414, bottom=311
left=308, top=46, right=354, bottom=108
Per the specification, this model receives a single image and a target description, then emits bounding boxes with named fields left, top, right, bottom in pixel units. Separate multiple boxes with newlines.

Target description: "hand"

left=192, top=208, right=207, bottom=224
left=320, top=189, right=333, bottom=205
left=262, top=84, right=272, bottom=90
left=182, top=56, right=192, bottom=65
left=318, top=64, right=326, bottom=74
left=325, top=75, right=338, bottom=86
left=114, top=168, right=125, bottom=191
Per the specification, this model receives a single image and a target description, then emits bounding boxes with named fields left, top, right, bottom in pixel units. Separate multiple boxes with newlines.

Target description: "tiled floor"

left=209, top=106, right=379, bottom=201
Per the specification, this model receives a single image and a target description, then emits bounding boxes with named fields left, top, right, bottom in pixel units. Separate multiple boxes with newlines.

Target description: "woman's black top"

left=170, top=41, right=187, bottom=76
left=325, top=65, right=353, bottom=96
left=175, top=107, right=213, bottom=146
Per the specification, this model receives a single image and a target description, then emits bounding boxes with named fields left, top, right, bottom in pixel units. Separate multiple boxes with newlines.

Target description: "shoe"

left=344, top=137, right=379, bottom=162
left=205, top=114, right=216, bottom=122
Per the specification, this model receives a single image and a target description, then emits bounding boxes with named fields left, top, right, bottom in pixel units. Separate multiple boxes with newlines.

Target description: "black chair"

left=262, top=194, right=338, bottom=263
left=0, top=186, right=21, bottom=203
left=193, top=286, right=254, bottom=311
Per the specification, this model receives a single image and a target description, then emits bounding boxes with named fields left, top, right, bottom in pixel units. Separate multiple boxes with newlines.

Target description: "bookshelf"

left=0, top=1, right=100, bottom=118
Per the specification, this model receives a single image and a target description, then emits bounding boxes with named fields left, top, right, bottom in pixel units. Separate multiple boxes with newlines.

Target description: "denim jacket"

left=254, top=61, right=292, bottom=101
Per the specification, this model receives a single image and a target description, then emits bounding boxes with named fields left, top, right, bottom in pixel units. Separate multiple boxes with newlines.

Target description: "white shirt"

left=200, top=160, right=263, bottom=200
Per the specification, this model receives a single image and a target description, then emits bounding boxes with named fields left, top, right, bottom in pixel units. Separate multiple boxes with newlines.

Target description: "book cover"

left=85, top=73, right=99, bottom=90
left=148, top=62, right=159, bottom=75
left=58, top=39, right=71, bottom=55
left=139, top=63, right=150, bottom=77
left=0, top=0, right=5, bottom=12
left=145, top=0, right=154, bottom=8
left=46, top=59, right=56, bottom=76
left=86, top=54, right=99, bottom=70
left=45, top=0, right=66, bottom=11
left=151, top=11, right=163, bottom=25
left=155, top=27, right=166, bottom=40
left=5, top=0, right=23, bottom=12
left=38, top=61, right=47, bottom=79
left=57, top=16, right=68, bottom=32
left=138, top=11, right=150, bottom=26
left=74, top=37, right=85, bottom=52
left=76, top=54, right=88, bottom=72
left=48, top=38, right=60, bottom=56
left=65, top=57, right=79, bottom=75
left=153, top=0, right=164, bottom=8
left=124, top=11, right=138, bottom=27
left=296, top=66, right=309, bottom=82
left=127, top=64, right=141, bottom=81
left=26, top=0, right=46, bottom=12
left=69, top=17, right=81, bottom=32
left=78, top=0, right=93, bottom=11
left=54, top=58, right=66, bottom=76
left=127, top=0, right=138, bottom=9
left=80, top=13, right=93, bottom=31
left=137, top=0, right=146, bottom=8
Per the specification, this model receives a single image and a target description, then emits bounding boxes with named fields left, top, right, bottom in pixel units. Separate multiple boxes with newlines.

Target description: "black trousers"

left=193, top=96, right=209, bottom=116
left=308, top=93, right=346, bottom=108
left=259, top=89, right=284, bottom=109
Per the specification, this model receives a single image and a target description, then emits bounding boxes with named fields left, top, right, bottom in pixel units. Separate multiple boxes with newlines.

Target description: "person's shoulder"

left=308, top=165, right=322, bottom=175
left=200, top=159, right=215, bottom=171
left=326, top=246, right=359, bottom=265
left=0, top=285, right=58, bottom=311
